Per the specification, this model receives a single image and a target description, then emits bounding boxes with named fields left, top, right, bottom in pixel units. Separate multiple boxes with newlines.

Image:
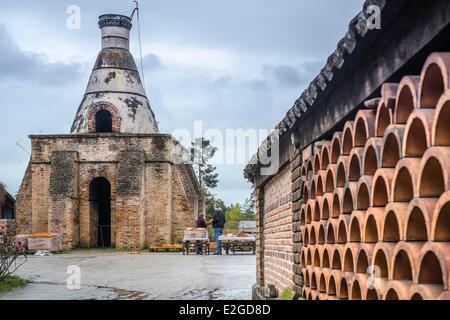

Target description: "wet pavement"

left=0, top=251, right=256, bottom=300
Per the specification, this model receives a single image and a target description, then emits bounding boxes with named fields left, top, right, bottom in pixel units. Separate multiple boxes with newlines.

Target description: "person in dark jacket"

left=196, top=213, right=207, bottom=228
left=212, top=204, right=226, bottom=255
left=196, top=213, right=208, bottom=254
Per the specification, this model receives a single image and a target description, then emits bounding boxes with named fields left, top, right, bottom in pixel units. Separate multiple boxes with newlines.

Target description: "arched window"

left=95, top=109, right=113, bottom=133
left=88, top=102, right=120, bottom=133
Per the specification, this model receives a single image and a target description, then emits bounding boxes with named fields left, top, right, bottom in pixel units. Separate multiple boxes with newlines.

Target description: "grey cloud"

left=0, top=0, right=363, bottom=58
left=266, top=65, right=302, bottom=86
left=0, top=24, right=83, bottom=85
left=142, top=53, right=165, bottom=71
left=209, top=76, right=267, bottom=92
left=263, top=61, right=323, bottom=87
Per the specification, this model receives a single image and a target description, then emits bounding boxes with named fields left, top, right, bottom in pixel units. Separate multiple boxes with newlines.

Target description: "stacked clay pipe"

left=300, top=52, right=450, bottom=300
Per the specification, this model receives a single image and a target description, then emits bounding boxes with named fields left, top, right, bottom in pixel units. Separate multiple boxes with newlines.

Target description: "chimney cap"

left=98, top=14, right=133, bottom=30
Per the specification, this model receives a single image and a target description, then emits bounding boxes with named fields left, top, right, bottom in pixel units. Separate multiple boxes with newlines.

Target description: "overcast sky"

left=0, top=0, right=362, bottom=206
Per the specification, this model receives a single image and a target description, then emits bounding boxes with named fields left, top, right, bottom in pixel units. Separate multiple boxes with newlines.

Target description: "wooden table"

left=182, top=237, right=210, bottom=255
left=218, top=236, right=256, bottom=255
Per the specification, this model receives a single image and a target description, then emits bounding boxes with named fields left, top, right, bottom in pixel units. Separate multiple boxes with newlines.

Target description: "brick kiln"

left=15, top=13, right=203, bottom=250
left=245, top=0, right=450, bottom=300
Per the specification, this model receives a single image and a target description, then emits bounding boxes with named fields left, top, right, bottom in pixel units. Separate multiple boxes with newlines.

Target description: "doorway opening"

left=89, top=177, right=111, bottom=247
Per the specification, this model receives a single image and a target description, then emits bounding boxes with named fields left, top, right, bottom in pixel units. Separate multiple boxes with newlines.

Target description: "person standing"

left=196, top=213, right=208, bottom=255
left=211, top=203, right=226, bottom=255
left=196, top=213, right=208, bottom=229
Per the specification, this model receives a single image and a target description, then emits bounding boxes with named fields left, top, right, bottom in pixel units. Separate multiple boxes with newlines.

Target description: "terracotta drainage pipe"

left=371, top=168, right=395, bottom=207
left=380, top=124, right=405, bottom=168
left=403, top=109, right=435, bottom=157
left=354, top=109, right=377, bottom=147
left=419, top=52, right=450, bottom=109
left=342, top=121, right=355, bottom=155
left=330, top=132, right=343, bottom=164
left=391, top=158, right=421, bottom=202
left=432, top=92, right=450, bottom=146
left=362, top=138, right=383, bottom=175
left=431, top=190, right=450, bottom=241
left=394, top=76, right=420, bottom=124
left=418, top=147, right=450, bottom=198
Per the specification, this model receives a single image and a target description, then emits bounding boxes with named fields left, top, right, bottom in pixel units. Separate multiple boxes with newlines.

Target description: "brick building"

left=0, top=183, right=15, bottom=230
left=15, top=13, right=203, bottom=250
left=246, top=0, right=450, bottom=300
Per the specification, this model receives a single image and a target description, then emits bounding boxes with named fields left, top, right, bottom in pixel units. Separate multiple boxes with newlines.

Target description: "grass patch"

left=279, top=288, right=297, bottom=300
left=0, top=276, right=29, bottom=294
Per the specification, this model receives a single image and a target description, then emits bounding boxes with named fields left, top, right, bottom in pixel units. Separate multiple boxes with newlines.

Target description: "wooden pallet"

left=149, top=244, right=183, bottom=252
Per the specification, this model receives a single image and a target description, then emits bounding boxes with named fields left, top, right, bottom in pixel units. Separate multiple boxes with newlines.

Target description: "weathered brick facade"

left=14, top=13, right=203, bottom=250
left=16, top=134, right=201, bottom=249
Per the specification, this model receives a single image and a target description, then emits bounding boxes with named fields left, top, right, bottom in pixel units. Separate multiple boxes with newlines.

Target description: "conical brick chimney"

left=71, top=14, right=158, bottom=134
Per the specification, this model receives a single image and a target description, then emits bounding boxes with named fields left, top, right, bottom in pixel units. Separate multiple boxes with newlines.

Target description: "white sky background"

left=0, top=0, right=362, bottom=206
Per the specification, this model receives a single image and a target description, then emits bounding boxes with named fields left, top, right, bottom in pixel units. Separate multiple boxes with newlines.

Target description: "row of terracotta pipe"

left=298, top=52, right=450, bottom=300
left=301, top=191, right=450, bottom=244
left=301, top=241, right=450, bottom=300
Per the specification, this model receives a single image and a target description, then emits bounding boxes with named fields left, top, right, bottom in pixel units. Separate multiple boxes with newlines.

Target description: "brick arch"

left=87, top=102, right=121, bottom=133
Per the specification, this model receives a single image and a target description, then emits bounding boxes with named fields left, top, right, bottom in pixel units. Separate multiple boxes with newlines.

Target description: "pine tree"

left=190, top=137, right=219, bottom=193
left=241, top=191, right=256, bottom=220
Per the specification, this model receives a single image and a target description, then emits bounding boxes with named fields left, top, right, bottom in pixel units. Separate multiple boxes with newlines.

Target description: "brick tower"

left=71, top=14, right=158, bottom=134
left=15, top=13, right=203, bottom=250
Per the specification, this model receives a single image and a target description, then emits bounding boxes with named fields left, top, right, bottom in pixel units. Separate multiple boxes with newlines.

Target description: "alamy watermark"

left=66, top=5, right=81, bottom=30
left=367, top=265, right=381, bottom=290
left=170, top=121, right=280, bottom=176
left=66, top=265, right=81, bottom=290
left=367, top=5, right=381, bottom=30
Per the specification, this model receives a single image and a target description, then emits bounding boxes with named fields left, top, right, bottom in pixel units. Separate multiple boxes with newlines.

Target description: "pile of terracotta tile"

left=299, top=52, right=450, bottom=300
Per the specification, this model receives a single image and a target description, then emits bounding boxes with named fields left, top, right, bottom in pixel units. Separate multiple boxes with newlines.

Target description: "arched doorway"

left=95, top=109, right=113, bottom=133
left=89, top=177, right=111, bottom=247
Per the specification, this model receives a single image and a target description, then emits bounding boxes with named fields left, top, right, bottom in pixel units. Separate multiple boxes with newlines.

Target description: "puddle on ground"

left=112, top=288, right=149, bottom=300
left=170, top=288, right=220, bottom=300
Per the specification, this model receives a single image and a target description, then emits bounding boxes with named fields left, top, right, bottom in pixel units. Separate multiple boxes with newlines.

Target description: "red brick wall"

left=262, top=164, right=294, bottom=295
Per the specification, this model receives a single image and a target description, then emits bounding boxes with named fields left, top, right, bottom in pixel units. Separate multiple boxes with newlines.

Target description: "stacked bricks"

left=291, top=148, right=304, bottom=296
left=300, top=52, right=450, bottom=300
